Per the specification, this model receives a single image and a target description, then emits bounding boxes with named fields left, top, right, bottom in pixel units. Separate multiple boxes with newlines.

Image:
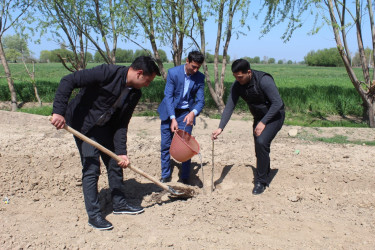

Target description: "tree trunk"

left=367, top=0, right=375, bottom=80
left=171, top=2, right=179, bottom=66
left=355, top=0, right=370, bottom=84
left=367, top=101, right=375, bottom=127
left=78, top=31, right=86, bottom=70
left=126, top=0, right=167, bottom=79
left=335, top=0, right=352, bottom=64
left=146, top=2, right=167, bottom=80
left=33, top=83, right=42, bottom=107
left=219, top=0, right=236, bottom=106
left=192, top=0, right=225, bottom=113
left=170, top=1, right=184, bottom=66
left=94, top=0, right=115, bottom=64
left=0, top=40, right=17, bottom=111
left=213, top=0, right=225, bottom=100
left=327, top=0, right=375, bottom=127
left=22, top=59, right=42, bottom=107
left=30, top=62, right=42, bottom=107
left=176, top=0, right=185, bottom=66
left=366, top=0, right=375, bottom=126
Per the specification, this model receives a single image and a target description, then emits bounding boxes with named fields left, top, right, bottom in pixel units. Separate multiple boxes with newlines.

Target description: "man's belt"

left=175, top=108, right=190, bottom=115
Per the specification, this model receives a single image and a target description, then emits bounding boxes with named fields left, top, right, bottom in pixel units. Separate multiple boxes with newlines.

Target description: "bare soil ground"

left=1, top=110, right=374, bottom=249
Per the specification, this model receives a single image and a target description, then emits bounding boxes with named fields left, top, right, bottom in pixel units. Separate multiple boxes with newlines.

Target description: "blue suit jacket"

left=157, top=64, right=205, bottom=121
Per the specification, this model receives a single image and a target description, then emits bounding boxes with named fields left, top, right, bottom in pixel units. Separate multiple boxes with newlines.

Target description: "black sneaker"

left=113, top=203, right=144, bottom=215
left=252, top=182, right=266, bottom=195
left=160, top=177, right=171, bottom=183
left=178, top=178, right=189, bottom=185
left=88, top=215, right=113, bottom=230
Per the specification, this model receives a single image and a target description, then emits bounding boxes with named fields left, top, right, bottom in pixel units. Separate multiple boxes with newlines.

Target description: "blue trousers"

left=160, top=109, right=193, bottom=179
left=74, top=125, right=126, bottom=219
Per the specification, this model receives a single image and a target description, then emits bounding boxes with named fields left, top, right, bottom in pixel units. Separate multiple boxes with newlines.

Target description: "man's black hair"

left=231, top=59, right=251, bottom=73
left=187, top=50, right=205, bottom=64
left=131, top=56, right=161, bottom=76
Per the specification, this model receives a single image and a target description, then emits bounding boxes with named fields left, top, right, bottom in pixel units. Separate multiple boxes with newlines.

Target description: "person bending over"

left=51, top=56, right=160, bottom=230
left=211, top=59, right=284, bottom=195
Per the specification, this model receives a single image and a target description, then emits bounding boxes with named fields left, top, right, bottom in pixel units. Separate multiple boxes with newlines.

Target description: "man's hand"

left=50, top=113, right=66, bottom=130
left=211, top=128, right=223, bottom=140
left=117, top=155, right=130, bottom=168
left=183, top=111, right=195, bottom=126
left=170, top=118, right=178, bottom=132
left=254, top=121, right=266, bottom=137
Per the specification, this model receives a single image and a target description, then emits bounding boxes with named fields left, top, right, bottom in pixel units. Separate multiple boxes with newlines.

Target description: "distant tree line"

left=242, top=56, right=294, bottom=65
left=205, top=53, right=231, bottom=63
left=0, top=34, right=169, bottom=64
left=304, top=47, right=374, bottom=67
left=2, top=32, right=296, bottom=66
left=9, top=34, right=372, bottom=68
left=40, top=47, right=168, bottom=64
left=304, top=48, right=344, bottom=67
left=351, top=47, right=373, bottom=68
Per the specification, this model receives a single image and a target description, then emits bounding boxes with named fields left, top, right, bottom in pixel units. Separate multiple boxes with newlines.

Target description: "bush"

left=305, top=48, right=344, bottom=67
left=244, top=56, right=260, bottom=64
left=205, top=53, right=230, bottom=63
left=116, top=49, right=134, bottom=63
left=268, top=58, right=275, bottom=64
left=48, top=49, right=75, bottom=63
left=94, top=51, right=106, bottom=63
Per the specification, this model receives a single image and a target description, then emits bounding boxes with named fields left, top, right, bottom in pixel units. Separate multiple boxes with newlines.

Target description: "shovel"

left=49, top=117, right=193, bottom=198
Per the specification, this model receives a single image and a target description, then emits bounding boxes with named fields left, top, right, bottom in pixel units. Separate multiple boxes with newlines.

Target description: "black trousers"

left=253, top=113, right=285, bottom=185
left=74, top=125, right=126, bottom=219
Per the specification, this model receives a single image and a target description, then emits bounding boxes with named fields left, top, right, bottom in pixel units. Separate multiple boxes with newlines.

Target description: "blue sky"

left=10, top=2, right=371, bottom=63
left=199, top=2, right=371, bottom=63
left=205, top=13, right=338, bottom=63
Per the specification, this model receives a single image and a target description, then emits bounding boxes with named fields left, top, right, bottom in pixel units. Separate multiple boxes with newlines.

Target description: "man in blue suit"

left=157, top=50, right=205, bottom=184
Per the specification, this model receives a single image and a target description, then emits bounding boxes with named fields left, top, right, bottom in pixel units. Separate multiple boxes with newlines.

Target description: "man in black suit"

left=51, top=56, right=160, bottom=230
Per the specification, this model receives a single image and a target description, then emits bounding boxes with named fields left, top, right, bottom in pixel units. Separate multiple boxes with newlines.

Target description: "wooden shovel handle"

left=49, top=117, right=171, bottom=192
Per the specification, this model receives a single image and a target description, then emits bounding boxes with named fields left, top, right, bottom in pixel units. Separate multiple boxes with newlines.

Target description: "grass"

left=18, top=105, right=53, bottom=116
left=134, top=110, right=159, bottom=117
left=0, top=62, right=371, bottom=128
left=297, top=133, right=375, bottom=146
left=284, top=112, right=367, bottom=127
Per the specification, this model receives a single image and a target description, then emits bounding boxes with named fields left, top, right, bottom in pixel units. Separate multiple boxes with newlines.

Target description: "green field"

left=0, top=62, right=369, bottom=127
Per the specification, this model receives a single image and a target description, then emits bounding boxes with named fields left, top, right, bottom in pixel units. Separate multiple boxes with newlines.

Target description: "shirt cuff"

left=170, top=115, right=176, bottom=120
left=192, top=109, right=198, bottom=116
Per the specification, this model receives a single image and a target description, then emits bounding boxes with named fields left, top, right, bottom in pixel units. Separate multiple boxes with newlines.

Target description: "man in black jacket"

left=211, top=59, right=285, bottom=195
left=51, top=56, right=160, bottom=230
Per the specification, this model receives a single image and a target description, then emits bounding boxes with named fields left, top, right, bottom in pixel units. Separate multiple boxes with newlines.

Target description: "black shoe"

left=179, top=178, right=189, bottom=184
left=252, top=182, right=266, bottom=195
left=88, top=215, right=113, bottom=230
left=113, top=203, right=144, bottom=215
left=160, top=177, right=171, bottom=183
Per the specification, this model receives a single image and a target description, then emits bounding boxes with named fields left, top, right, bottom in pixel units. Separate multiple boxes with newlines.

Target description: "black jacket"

left=219, top=70, right=284, bottom=130
left=237, top=70, right=284, bottom=122
left=53, top=64, right=141, bottom=155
